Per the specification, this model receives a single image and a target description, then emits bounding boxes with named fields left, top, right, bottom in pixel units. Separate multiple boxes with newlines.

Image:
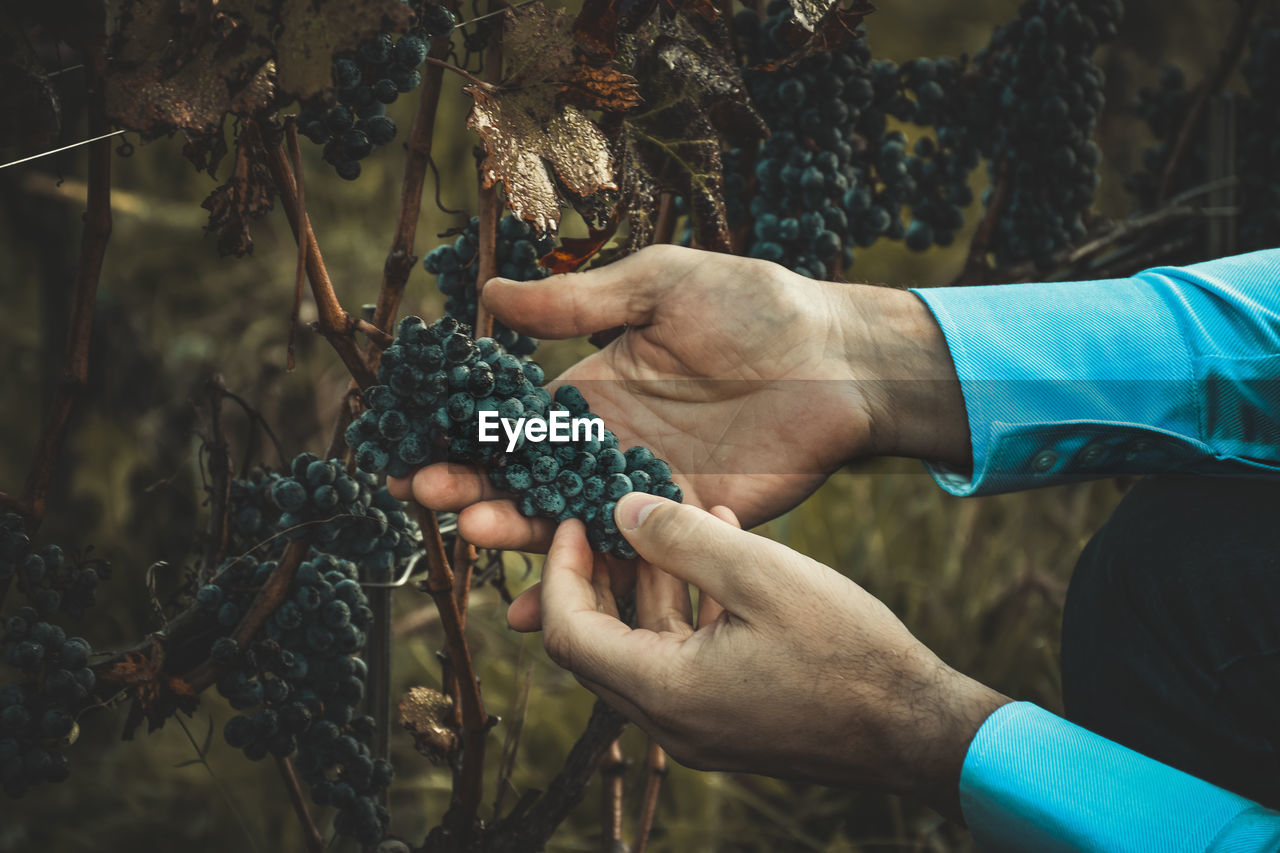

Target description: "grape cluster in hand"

left=199, top=552, right=390, bottom=844
left=1, top=514, right=100, bottom=799
left=423, top=214, right=555, bottom=357
left=347, top=316, right=682, bottom=558
left=299, top=4, right=457, bottom=180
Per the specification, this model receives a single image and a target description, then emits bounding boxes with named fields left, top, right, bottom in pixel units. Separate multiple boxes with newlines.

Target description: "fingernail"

left=616, top=492, right=664, bottom=531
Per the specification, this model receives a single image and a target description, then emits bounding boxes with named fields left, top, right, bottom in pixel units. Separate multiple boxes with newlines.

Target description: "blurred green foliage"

left=0, top=0, right=1256, bottom=849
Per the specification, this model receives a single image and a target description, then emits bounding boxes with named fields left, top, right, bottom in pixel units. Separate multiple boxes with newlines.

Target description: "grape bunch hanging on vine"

left=1, top=0, right=1277, bottom=849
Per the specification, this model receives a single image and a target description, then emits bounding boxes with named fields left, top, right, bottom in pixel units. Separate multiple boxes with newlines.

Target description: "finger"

left=456, top=500, right=556, bottom=551
left=695, top=506, right=738, bottom=627
left=409, top=462, right=505, bottom=512
left=540, top=521, right=666, bottom=691
left=482, top=246, right=685, bottom=339
left=386, top=475, right=413, bottom=501
left=635, top=562, right=693, bottom=637
left=507, top=583, right=541, bottom=632
left=614, top=494, right=778, bottom=618
left=505, top=559, right=638, bottom=634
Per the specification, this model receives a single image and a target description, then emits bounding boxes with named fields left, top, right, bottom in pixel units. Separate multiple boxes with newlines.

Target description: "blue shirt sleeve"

left=909, top=248, right=1280, bottom=496
left=961, top=703, right=1280, bottom=852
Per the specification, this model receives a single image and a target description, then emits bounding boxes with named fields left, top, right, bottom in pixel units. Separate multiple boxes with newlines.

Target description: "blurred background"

left=0, top=0, right=1260, bottom=849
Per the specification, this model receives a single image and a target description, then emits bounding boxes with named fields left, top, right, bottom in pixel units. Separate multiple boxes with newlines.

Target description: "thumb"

left=614, top=493, right=771, bottom=617
left=481, top=247, right=677, bottom=339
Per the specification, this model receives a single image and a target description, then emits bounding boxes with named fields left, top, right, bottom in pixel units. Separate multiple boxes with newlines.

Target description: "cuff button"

left=1032, top=450, right=1058, bottom=473
left=1078, top=444, right=1104, bottom=465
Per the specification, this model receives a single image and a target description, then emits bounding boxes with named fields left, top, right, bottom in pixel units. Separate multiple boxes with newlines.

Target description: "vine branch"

left=1156, top=0, right=1262, bottom=206
left=275, top=755, right=326, bottom=853
left=414, top=503, right=489, bottom=840
left=21, top=41, right=112, bottom=528
left=953, top=159, right=1009, bottom=285
left=632, top=740, right=667, bottom=853
left=259, top=123, right=376, bottom=389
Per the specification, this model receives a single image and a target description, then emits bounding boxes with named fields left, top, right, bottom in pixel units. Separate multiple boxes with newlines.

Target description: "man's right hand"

left=388, top=244, right=970, bottom=549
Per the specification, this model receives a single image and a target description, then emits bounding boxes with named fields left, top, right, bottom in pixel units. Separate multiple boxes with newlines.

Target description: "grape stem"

left=286, top=118, right=309, bottom=372
left=632, top=740, right=667, bottom=853
left=423, top=55, right=493, bottom=90
left=413, top=503, right=491, bottom=842
left=275, top=755, right=326, bottom=853
left=258, top=123, right=377, bottom=389
left=201, top=374, right=235, bottom=583
left=474, top=4, right=505, bottom=341
left=1156, top=0, right=1262, bottom=206
left=953, top=158, right=1009, bottom=285
left=601, top=738, right=627, bottom=852
left=369, top=26, right=454, bottom=348
left=21, top=39, right=112, bottom=531
left=486, top=700, right=628, bottom=852
left=183, top=538, right=310, bottom=692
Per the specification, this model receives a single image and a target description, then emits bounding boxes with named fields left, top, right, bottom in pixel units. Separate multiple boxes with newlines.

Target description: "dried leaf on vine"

left=202, top=127, right=275, bottom=257
left=469, top=86, right=616, bottom=234
left=274, top=0, right=412, bottom=100
left=758, top=1, right=875, bottom=69
left=101, top=641, right=200, bottom=739
left=105, top=0, right=277, bottom=141
left=618, top=14, right=766, bottom=252
left=543, top=222, right=621, bottom=274
left=399, top=687, right=459, bottom=764
left=466, top=2, right=640, bottom=234
left=573, top=0, right=720, bottom=58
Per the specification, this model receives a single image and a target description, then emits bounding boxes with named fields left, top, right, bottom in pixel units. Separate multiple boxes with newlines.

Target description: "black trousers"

left=1061, top=475, right=1280, bottom=810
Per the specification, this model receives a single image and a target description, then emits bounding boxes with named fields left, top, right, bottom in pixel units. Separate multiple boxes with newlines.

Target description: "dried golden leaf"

left=467, top=86, right=617, bottom=235
left=790, top=0, right=839, bottom=31
left=399, top=687, right=459, bottom=764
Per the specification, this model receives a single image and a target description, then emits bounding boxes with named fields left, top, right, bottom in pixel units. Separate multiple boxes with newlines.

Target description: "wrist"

left=828, top=283, right=972, bottom=469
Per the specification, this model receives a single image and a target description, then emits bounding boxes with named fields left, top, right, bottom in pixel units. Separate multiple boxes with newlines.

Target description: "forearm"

left=828, top=282, right=973, bottom=469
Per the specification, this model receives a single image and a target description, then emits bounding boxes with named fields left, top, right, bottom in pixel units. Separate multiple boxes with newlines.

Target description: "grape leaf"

left=201, top=126, right=275, bottom=257
left=465, top=2, right=638, bottom=234
left=790, top=0, right=840, bottom=31
left=105, top=0, right=277, bottom=141
left=617, top=14, right=766, bottom=252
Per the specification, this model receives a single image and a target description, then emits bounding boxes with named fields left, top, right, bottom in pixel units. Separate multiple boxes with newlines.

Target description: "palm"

left=549, top=259, right=870, bottom=528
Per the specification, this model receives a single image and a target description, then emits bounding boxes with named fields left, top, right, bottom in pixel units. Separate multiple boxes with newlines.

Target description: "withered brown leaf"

left=399, top=687, right=459, bottom=764
left=758, top=2, right=875, bottom=70
left=105, top=0, right=277, bottom=141
left=617, top=14, right=766, bottom=252
left=202, top=126, right=275, bottom=256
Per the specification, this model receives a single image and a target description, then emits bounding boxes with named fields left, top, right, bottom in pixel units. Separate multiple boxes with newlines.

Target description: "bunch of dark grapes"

left=966, top=0, right=1121, bottom=269
left=198, top=552, right=390, bottom=844
left=299, top=4, right=457, bottom=179
left=729, top=4, right=979, bottom=276
left=423, top=214, right=555, bottom=357
left=228, top=456, right=420, bottom=584
left=346, top=316, right=682, bottom=558
left=1, top=514, right=100, bottom=798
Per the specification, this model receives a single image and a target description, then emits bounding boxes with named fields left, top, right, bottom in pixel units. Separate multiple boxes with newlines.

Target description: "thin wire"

left=0, top=130, right=126, bottom=171
left=46, top=63, right=85, bottom=78
left=454, top=0, right=537, bottom=29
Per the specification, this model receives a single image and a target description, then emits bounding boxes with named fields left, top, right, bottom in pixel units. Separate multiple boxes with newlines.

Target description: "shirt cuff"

left=960, top=702, right=1280, bottom=852
left=908, top=268, right=1280, bottom=496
